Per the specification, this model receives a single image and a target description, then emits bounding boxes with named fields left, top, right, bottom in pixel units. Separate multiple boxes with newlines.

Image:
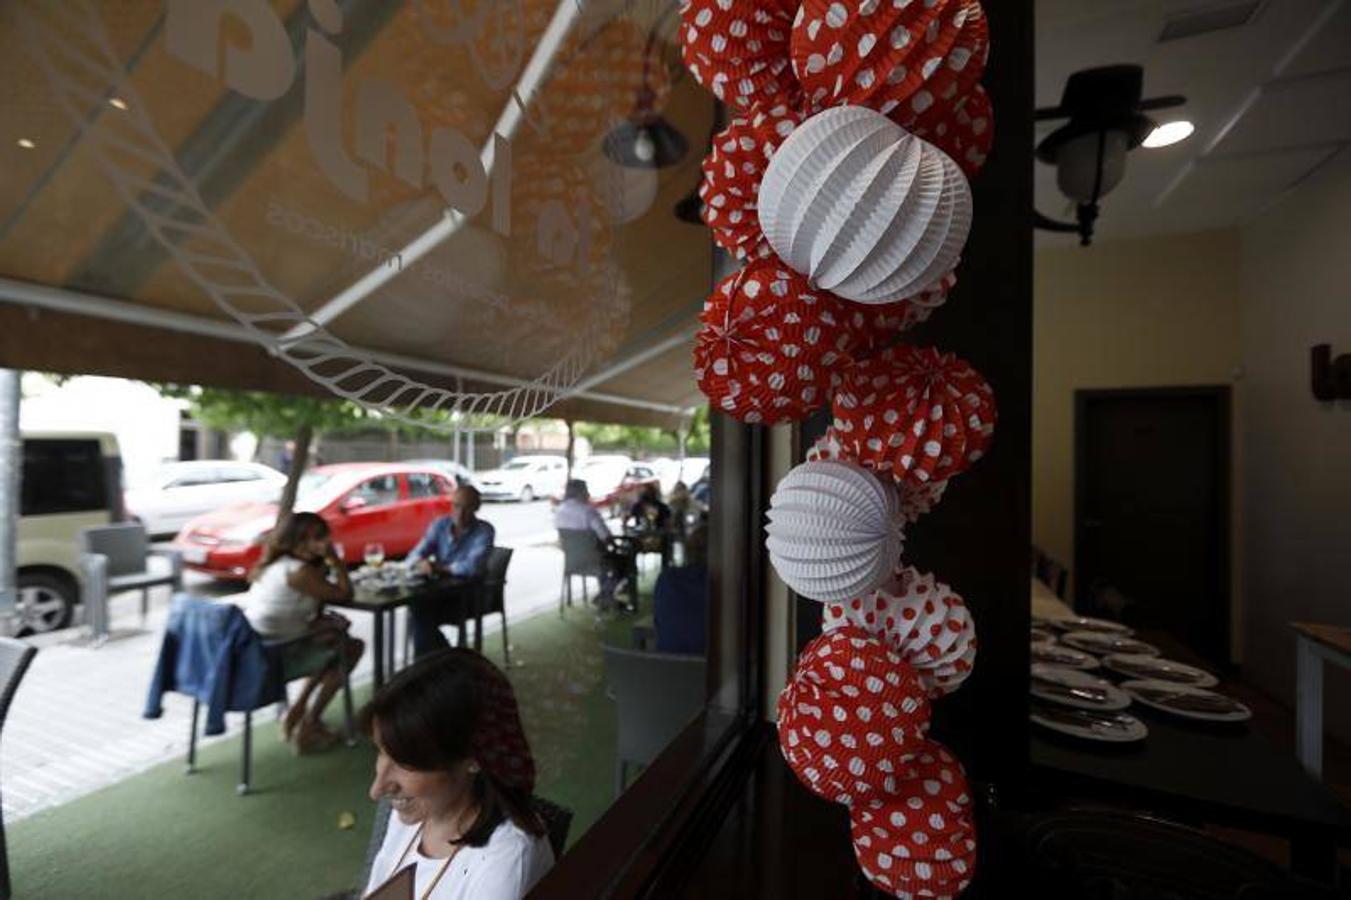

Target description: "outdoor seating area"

left=4, top=558, right=686, bottom=898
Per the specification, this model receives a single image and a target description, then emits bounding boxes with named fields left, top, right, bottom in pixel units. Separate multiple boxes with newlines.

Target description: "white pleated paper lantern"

left=765, top=459, right=904, bottom=602
left=757, top=105, right=972, bottom=305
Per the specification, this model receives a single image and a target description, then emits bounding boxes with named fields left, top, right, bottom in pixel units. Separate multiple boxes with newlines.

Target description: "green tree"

left=574, top=405, right=709, bottom=458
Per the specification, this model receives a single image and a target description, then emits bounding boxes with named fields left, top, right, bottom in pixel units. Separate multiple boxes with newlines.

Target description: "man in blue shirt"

left=406, top=485, right=495, bottom=658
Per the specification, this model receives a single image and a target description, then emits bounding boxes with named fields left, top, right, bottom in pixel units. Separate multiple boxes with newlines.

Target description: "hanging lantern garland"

left=681, top=1, right=994, bottom=895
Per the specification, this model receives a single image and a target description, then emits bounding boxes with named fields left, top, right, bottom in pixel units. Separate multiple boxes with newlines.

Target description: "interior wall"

left=1032, top=229, right=1245, bottom=649
left=1238, top=148, right=1351, bottom=743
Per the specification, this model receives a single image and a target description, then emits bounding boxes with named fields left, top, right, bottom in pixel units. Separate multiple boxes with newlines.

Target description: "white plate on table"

left=1044, top=615, right=1133, bottom=635
left=1030, top=704, right=1148, bottom=743
left=1030, top=664, right=1131, bottom=711
left=1061, top=631, right=1160, bottom=657
left=1121, top=680, right=1252, bottom=723
left=1030, top=641, right=1099, bottom=670
left=1103, top=654, right=1218, bottom=688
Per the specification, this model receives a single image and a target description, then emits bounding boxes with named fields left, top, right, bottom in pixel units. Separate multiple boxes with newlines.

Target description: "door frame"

left=1073, top=385, right=1232, bottom=662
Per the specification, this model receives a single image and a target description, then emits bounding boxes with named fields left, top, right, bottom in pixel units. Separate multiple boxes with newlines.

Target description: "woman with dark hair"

left=242, top=511, right=363, bottom=753
left=362, top=649, right=553, bottom=899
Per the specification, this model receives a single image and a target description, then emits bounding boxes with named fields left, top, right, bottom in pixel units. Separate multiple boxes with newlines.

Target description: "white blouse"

left=364, top=813, right=554, bottom=900
left=241, top=557, right=317, bottom=640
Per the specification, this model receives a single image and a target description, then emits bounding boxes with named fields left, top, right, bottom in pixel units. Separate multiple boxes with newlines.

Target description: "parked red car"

left=173, top=463, right=457, bottom=580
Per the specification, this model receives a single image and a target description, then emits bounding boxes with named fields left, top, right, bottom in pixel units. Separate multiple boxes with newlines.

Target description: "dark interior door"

left=1075, top=388, right=1230, bottom=665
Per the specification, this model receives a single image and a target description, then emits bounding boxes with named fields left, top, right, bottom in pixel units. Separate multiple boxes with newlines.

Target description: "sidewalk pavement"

left=0, top=539, right=565, bottom=823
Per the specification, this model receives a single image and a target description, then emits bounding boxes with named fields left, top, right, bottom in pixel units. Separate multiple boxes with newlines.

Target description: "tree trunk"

left=275, top=422, right=314, bottom=525
left=565, top=419, right=576, bottom=479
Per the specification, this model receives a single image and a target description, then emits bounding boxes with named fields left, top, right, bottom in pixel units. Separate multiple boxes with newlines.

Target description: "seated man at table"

left=628, top=483, right=672, bottom=530
left=554, top=479, right=627, bottom=610
left=405, top=484, right=495, bottom=658
left=653, top=524, right=708, bottom=654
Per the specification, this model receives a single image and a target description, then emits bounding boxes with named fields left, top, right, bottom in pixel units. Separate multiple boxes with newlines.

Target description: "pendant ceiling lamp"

left=1034, top=65, right=1186, bottom=246
left=603, top=114, right=688, bottom=168
left=604, top=8, right=688, bottom=169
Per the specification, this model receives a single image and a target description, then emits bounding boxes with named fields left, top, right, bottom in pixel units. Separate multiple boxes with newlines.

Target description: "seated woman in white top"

left=362, top=649, right=554, bottom=900
left=242, top=511, right=363, bottom=754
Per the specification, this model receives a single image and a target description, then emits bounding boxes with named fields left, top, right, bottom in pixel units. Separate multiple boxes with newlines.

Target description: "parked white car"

left=402, top=458, right=475, bottom=489
left=476, top=455, right=568, bottom=502
left=124, top=460, right=287, bottom=537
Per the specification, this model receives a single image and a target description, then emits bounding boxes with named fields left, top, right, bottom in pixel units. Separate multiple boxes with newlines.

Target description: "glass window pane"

left=20, top=438, right=106, bottom=516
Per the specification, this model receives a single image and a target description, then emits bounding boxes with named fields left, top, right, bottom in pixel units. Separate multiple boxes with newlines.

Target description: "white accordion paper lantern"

left=765, top=459, right=904, bottom=602
left=757, top=105, right=972, bottom=305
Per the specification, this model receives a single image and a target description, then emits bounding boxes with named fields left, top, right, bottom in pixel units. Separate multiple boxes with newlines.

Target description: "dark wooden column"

left=907, top=0, right=1035, bottom=793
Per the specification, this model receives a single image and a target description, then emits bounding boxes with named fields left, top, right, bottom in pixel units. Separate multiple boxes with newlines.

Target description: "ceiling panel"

left=1155, top=144, right=1342, bottom=232
left=1280, top=0, right=1351, bottom=78
left=1210, top=69, right=1351, bottom=156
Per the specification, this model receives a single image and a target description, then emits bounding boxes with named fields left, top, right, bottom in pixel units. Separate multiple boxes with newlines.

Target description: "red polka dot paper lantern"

left=910, top=85, right=994, bottom=179
left=823, top=566, right=977, bottom=697
left=789, top=0, right=988, bottom=122
left=807, top=428, right=950, bottom=525
left=777, top=627, right=931, bottom=806
left=849, top=741, right=978, bottom=897
left=832, top=345, right=996, bottom=485
left=694, top=258, right=852, bottom=424
left=682, top=0, right=799, bottom=111
left=842, top=272, right=956, bottom=355
left=701, top=101, right=805, bottom=261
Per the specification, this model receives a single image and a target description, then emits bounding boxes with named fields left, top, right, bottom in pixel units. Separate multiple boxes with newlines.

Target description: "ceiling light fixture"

left=1142, top=119, right=1194, bottom=148
left=1034, top=65, right=1186, bottom=246
left=16, top=138, right=35, bottom=149
left=604, top=116, right=687, bottom=168
left=603, top=7, right=687, bottom=169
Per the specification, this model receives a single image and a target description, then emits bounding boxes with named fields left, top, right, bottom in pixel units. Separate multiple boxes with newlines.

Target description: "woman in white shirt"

left=362, top=650, right=554, bottom=900
left=243, top=512, right=363, bottom=754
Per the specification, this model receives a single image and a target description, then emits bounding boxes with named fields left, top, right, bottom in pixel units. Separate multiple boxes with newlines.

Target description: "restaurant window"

left=406, top=472, right=442, bottom=498
left=349, top=475, right=400, bottom=508
left=0, top=1, right=757, bottom=895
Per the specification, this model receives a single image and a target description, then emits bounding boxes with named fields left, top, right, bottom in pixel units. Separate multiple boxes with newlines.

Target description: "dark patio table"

left=326, top=573, right=475, bottom=690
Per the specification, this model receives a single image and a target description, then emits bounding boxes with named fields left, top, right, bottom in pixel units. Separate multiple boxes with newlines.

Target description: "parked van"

left=16, top=430, right=123, bottom=634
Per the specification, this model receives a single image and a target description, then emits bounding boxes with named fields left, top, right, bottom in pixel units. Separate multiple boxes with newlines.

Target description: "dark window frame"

left=532, top=410, right=768, bottom=899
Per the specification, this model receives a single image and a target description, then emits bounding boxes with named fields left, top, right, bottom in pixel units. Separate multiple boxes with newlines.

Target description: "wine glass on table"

left=364, top=543, right=385, bottom=582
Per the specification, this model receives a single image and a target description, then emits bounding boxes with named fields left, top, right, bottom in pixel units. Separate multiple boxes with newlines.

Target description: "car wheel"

left=16, top=572, right=76, bottom=636
left=519, top=485, right=535, bottom=503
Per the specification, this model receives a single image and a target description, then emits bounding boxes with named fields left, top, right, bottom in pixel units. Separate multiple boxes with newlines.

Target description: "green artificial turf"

left=7, top=583, right=654, bottom=900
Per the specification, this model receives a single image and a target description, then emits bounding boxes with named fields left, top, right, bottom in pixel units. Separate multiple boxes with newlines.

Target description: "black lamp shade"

left=674, top=188, right=704, bottom=224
